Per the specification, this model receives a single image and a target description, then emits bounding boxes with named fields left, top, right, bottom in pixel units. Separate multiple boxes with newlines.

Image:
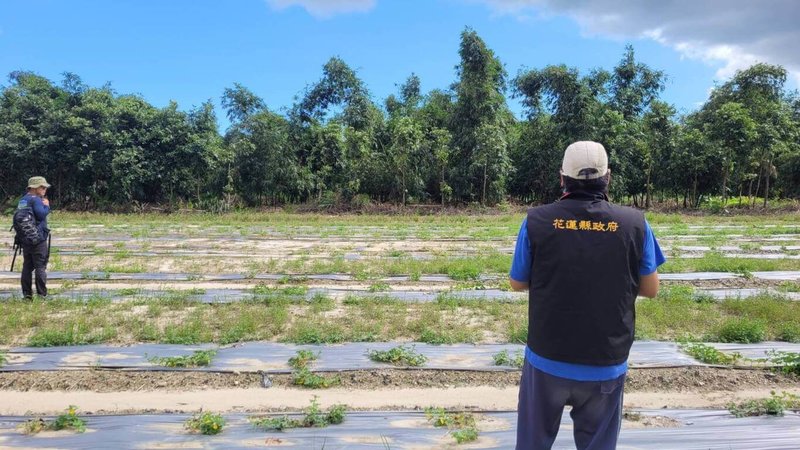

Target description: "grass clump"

left=368, top=345, right=427, bottom=367
left=777, top=324, right=800, bottom=343
left=20, top=406, right=87, bottom=434
left=492, top=349, right=525, bottom=368
left=716, top=318, right=766, bottom=343
left=288, top=349, right=320, bottom=370
left=727, top=391, right=800, bottom=417
left=185, top=412, right=225, bottom=435
left=250, top=397, right=347, bottom=430
left=0, top=351, right=6, bottom=367
left=679, top=342, right=742, bottom=365
left=425, top=407, right=479, bottom=444
left=148, top=349, right=217, bottom=368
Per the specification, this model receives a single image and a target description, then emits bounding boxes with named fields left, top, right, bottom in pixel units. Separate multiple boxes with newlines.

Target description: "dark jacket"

left=18, top=193, right=50, bottom=238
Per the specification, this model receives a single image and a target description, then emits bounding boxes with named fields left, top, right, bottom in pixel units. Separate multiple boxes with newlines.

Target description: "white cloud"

left=475, top=0, right=800, bottom=83
left=266, top=0, right=376, bottom=18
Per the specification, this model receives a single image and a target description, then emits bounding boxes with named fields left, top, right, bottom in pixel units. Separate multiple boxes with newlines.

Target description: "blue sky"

left=1, top=0, right=796, bottom=130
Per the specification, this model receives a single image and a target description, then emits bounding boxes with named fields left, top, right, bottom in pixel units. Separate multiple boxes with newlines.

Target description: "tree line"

left=1, top=28, right=799, bottom=210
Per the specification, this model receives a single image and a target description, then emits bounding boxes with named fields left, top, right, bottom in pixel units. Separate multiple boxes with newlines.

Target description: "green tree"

left=450, top=28, right=511, bottom=204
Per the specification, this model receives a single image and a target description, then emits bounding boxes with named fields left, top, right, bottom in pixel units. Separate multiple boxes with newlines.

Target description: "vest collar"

left=559, top=190, right=609, bottom=202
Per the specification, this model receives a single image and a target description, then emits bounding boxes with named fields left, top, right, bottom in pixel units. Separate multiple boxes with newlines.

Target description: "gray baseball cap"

left=561, top=141, right=608, bottom=180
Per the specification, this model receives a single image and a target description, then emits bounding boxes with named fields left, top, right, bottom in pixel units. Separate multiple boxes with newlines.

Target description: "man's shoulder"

left=526, top=202, right=561, bottom=216
left=607, top=203, right=645, bottom=218
left=23, top=195, right=42, bottom=205
left=18, top=194, right=34, bottom=206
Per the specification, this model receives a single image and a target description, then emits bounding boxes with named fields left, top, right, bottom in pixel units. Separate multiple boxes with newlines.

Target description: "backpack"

left=12, top=206, right=44, bottom=247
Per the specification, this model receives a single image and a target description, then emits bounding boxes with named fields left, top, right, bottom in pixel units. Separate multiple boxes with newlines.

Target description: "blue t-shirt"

left=510, top=217, right=666, bottom=381
left=18, top=193, right=50, bottom=237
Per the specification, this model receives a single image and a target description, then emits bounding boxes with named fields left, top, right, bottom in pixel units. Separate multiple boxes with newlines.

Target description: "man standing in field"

left=15, top=176, right=52, bottom=299
left=509, top=141, right=665, bottom=450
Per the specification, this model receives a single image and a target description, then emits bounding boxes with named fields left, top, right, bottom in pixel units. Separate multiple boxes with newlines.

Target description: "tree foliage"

left=1, top=33, right=798, bottom=210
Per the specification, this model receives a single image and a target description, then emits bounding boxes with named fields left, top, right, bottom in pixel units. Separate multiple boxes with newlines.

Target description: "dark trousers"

left=516, top=362, right=625, bottom=450
left=21, top=239, right=49, bottom=298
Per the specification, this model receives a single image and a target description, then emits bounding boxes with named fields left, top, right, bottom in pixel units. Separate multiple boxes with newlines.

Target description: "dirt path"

left=1, top=367, right=797, bottom=415
left=2, top=385, right=799, bottom=416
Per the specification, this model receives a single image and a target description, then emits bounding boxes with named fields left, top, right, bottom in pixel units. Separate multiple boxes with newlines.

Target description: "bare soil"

left=1, top=367, right=795, bottom=393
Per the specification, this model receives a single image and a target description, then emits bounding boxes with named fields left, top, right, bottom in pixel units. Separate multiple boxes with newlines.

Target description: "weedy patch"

left=185, top=412, right=225, bottom=435
left=19, top=406, right=87, bottom=434
left=292, top=367, right=341, bottom=388
left=0, top=351, right=6, bottom=367
left=425, top=407, right=479, bottom=444
left=777, top=324, right=800, bottom=343
left=368, top=345, right=427, bottom=367
left=452, top=427, right=479, bottom=444
left=368, top=281, right=391, bottom=292
left=492, top=349, right=525, bottom=368
left=679, top=342, right=742, bottom=365
left=148, top=349, right=217, bottom=368
left=767, top=351, right=800, bottom=376
left=250, top=397, right=347, bottom=430
left=778, top=281, right=800, bottom=293
left=716, top=318, right=766, bottom=343
left=288, top=349, right=320, bottom=370
left=727, top=391, right=800, bottom=418
left=287, top=350, right=340, bottom=388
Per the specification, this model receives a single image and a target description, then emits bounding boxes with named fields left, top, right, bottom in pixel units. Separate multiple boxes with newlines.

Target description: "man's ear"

left=560, top=173, right=564, bottom=188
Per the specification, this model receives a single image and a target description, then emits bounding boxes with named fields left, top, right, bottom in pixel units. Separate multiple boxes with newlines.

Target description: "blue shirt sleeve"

left=639, top=220, right=666, bottom=276
left=28, top=195, right=50, bottom=222
left=510, top=218, right=532, bottom=282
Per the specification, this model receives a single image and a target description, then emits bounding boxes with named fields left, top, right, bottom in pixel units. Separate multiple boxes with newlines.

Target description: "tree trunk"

left=763, top=156, right=772, bottom=208
left=481, top=162, right=487, bottom=206
left=721, top=166, right=728, bottom=205
left=441, top=167, right=445, bottom=207
left=401, top=170, right=406, bottom=206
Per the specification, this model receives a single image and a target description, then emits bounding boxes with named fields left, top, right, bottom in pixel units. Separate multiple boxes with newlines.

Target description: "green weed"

left=185, top=412, right=225, bottom=435
left=368, top=281, right=391, bottom=292
left=292, top=367, right=341, bottom=389
left=679, top=342, right=742, bottom=365
left=767, top=351, right=800, bottom=376
left=492, top=349, right=525, bottom=368
left=727, top=391, right=800, bottom=417
left=368, top=345, right=427, bottom=366
left=148, top=349, right=217, bottom=368
left=716, top=318, right=766, bottom=343
left=288, top=349, right=320, bottom=370
left=19, top=406, right=89, bottom=434
left=425, top=407, right=479, bottom=444
left=250, top=397, right=347, bottom=430
left=452, top=427, right=479, bottom=444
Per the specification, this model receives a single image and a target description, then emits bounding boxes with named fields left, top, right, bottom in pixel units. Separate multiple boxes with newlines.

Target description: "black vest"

left=526, top=191, right=645, bottom=366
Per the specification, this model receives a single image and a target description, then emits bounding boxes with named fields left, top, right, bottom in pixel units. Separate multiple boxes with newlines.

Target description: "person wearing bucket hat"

left=15, top=176, right=52, bottom=298
left=508, top=142, right=666, bottom=449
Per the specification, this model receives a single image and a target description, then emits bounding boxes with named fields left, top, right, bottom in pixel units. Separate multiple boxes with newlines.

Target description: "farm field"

left=1, top=210, right=800, bottom=448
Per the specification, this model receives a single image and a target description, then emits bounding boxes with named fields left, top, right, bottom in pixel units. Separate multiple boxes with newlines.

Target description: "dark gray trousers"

left=516, top=362, right=625, bottom=450
left=21, top=239, right=49, bottom=298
